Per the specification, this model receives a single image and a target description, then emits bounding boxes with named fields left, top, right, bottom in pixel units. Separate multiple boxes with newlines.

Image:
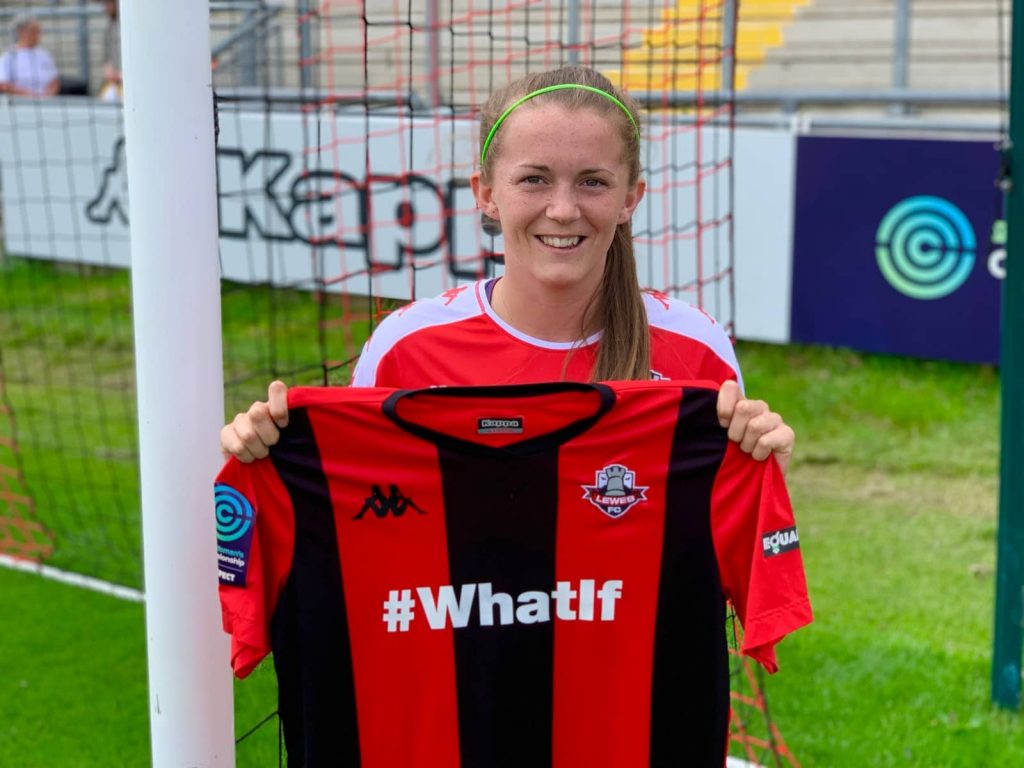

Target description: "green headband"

left=479, top=83, right=641, bottom=166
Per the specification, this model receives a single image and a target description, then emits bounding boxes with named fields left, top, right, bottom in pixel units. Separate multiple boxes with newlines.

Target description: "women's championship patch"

left=215, top=482, right=256, bottom=587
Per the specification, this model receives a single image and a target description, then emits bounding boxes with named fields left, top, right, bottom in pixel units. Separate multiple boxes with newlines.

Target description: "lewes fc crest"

left=582, top=464, right=649, bottom=519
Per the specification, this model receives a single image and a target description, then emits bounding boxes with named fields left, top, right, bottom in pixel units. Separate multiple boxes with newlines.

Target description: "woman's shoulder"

left=642, top=289, right=741, bottom=384
left=372, top=282, right=484, bottom=337
left=351, top=281, right=486, bottom=385
left=642, top=289, right=728, bottom=339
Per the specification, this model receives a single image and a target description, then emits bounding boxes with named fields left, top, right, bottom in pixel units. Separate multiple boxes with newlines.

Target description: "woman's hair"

left=478, top=66, right=651, bottom=382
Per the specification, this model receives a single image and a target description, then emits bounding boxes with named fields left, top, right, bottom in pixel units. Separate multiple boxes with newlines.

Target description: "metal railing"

left=0, top=0, right=286, bottom=95
left=210, top=2, right=285, bottom=88
left=0, top=0, right=1011, bottom=118
left=718, top=0, right=1007, bottom=115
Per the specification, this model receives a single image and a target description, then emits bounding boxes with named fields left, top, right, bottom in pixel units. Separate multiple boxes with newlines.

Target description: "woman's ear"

left=470, top=170, right=499, bottom=220
left=618, top=177, right=646, bottom=224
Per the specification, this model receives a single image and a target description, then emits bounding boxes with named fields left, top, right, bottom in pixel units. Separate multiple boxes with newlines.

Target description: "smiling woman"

left=222, top=65, right=797, bottom=470
left=471, top=72, right=648, bottom=357
left=217, top=67, right=806, bottom=766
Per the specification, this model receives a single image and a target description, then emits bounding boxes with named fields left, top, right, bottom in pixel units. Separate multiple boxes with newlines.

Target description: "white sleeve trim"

left=644, top=292, right=744, bottom=393
left=350, top=282, right=485, bottom=386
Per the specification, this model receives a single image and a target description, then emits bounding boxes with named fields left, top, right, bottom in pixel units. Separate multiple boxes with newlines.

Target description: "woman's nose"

left=546, top=184, right=580, bottom=223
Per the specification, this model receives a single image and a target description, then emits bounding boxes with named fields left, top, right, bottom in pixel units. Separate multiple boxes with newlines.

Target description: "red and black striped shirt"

left=216, top=380, right=812, bottom=767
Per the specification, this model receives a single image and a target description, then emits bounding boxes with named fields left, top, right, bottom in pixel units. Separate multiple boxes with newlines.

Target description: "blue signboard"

left=790, top=136, right=1003, bottom=364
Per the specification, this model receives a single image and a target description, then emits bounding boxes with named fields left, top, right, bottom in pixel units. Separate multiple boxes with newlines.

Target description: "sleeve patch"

left=215, top=482, right=256, bottom=586
left=762, top=526, right=800, bottom=558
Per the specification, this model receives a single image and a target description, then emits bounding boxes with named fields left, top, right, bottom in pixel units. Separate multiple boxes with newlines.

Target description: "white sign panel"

left=1, top=101, right=738, bottom=323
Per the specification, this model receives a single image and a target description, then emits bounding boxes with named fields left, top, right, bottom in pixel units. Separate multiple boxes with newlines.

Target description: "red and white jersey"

left=351, top=280, right=743, bottom=389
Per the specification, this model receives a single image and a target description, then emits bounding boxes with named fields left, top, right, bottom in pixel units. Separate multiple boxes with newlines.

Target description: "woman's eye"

left=582, top=178, right=605, bottom=188
left=522, top=175, right=543, bottom=184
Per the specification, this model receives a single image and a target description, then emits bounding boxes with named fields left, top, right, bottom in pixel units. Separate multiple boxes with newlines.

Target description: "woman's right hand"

left=219, top=380, right=290, bottom=462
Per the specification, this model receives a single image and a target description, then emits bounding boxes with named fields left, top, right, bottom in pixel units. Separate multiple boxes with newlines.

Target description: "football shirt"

left=216, top=380, right=812, bottom=767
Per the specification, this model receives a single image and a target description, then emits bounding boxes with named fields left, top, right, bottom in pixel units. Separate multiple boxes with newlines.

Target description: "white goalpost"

left=0, top=1, right=781, bottom=763
left=121, top=0, right=235, bottom=764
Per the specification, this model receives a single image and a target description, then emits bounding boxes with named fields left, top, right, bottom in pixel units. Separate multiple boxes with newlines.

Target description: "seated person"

left=98, top=0, right=122, bottom=103
left=0, top=15, right=59, bottom=97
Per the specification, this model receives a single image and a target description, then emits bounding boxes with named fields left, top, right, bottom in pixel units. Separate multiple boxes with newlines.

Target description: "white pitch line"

left=727, top=759, right=764, bottom=768
left=0, top=553, right=145, bottom=602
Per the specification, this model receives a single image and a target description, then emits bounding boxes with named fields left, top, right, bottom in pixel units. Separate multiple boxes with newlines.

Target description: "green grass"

left=0, top=568, right=149, bottom=766
left=739, top=344, right=1000, bottom=476
left=0, top=256, right=369, bottom=585
left=0, top=255, right=373, bottom=765
left=0, top=567, right=282, bottom=767
left=1, top=253, right=1020, bottom=765
left=1, top=258, right=142, bottom=583
left=737, top=345, right=1018, bottom=766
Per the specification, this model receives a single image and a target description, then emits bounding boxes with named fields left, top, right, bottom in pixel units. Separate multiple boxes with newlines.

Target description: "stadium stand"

left=0, top=1, right=1005, bottom=116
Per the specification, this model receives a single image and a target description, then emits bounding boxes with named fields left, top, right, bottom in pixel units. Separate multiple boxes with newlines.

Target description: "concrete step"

left=746, top=58, right=1004, bottom=90
left=766, top=39, right=1003, bottom=59
left=741, top=0, right=1007, bottom=95
left=203, top=0, right=1010, bottom=104
left=781, top=15, right=1001, bottom=44
left=644, top=23, right=784, bottom=48
left=607, top=65, right=750, bottom=91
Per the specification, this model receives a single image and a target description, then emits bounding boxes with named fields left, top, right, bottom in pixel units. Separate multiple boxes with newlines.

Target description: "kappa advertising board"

left=790, top=136, right=1004, bottom=364
left=0, top=102, right=731, bottom=321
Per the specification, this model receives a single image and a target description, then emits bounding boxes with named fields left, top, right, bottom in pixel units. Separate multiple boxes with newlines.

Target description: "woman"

left=221, top=66, right=794, bottom=470
left=219, top=66, right=808, bottom=767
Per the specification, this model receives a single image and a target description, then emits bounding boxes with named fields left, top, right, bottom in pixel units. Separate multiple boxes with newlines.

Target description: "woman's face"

left=473, top=103, right=644, bottom=296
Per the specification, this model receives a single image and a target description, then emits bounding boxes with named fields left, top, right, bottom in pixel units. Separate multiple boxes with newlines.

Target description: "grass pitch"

left=0, top=255, right=1020, bottom=765
left=739, top=344, right=1017, bottom=766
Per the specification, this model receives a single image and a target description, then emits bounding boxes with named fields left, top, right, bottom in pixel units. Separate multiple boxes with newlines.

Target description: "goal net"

left=0, top=1, right=797, bottom=764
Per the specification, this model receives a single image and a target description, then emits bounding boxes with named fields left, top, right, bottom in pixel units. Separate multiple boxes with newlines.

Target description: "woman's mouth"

left=537, top=235, right=583, bottom=249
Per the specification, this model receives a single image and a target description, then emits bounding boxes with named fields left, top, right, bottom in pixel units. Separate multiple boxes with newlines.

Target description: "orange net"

left=0, top=362, right=54, bottom=562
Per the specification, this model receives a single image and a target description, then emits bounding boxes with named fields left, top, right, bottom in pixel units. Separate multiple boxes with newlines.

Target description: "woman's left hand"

left=716, top=380, right=795, bottom=476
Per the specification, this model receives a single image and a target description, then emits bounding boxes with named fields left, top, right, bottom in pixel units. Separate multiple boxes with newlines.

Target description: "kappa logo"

left=85, top=137, right=129, bottom=226
left=83, top=139, right=505, bottom=281
left=354, top=484, right=426, bottom=520
left=582, top=464, right=648, bottom=519
left=762, top=526, right=800, bottom=558
left=440, top=286, right=468, bottom=305
left=477, top=416, right=524, bottom=434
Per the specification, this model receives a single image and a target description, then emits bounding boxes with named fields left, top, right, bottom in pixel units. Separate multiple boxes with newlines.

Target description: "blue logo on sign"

left=875, top=196, right=976, bottom=300
left=214, top=483, right=254, bottom=542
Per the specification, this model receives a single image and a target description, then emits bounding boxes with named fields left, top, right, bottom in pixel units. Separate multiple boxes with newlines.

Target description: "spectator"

left=0, top=15, right=59, bottom=97
left=99, top=0, right=122, bottom=102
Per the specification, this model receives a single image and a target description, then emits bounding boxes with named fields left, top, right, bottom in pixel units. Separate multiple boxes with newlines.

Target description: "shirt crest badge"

left=582, top=464, right=648, bottom=519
